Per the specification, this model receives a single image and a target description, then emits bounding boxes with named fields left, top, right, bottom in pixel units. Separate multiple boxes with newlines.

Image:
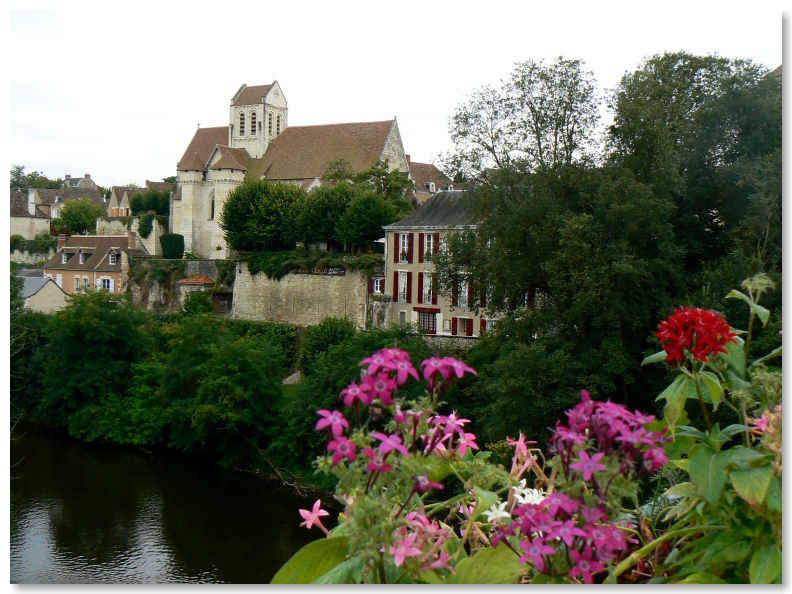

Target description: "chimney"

left=85, top=173, right=91, bottom=179
left=128, top=230, right=137, bottom=250
left=406, top=154, right=411, bottom=164
left=57, top=234, right=67, bottom=250
left=65, top=174, right=71, bottom=180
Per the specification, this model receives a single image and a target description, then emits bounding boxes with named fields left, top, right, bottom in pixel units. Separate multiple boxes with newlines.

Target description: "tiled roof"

left=177, top=126, right=229, bottom=171
left=10, top=191, right=35, bottom=217
left=247, top=120, right=394, bottom=181
left=35, top=186, right=105, bottom=208
left=21, top=276, right=66, bottom=299
left=409, top=161, right=451, bottom=191
left=145, top=180, right=176, bottom=193
left=232, top=84, right=274, bottom=106
left=209, top=146, right=249, bottom=171
left=177, top=275, right=215, bottom=285
left=43, top=235, right=149, bottom=272
left=384, top=191, right=478, bottom=229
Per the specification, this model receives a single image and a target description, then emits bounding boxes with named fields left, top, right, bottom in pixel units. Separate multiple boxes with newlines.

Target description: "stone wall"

left=96, top=216, right=167, bottom=256
left=10, top=216, right=50, bottom=240
left=11, top=248, right=55, bottom=265
left=232, top=262, right=370, bottom=328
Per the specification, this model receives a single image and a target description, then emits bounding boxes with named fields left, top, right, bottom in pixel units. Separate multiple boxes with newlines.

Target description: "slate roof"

left=384, top=191, right=478, bottom=230
left=43, top=235, right=149, bottom=272
left=21, top=276, right=66, bottom=299
left=232, top=84, right=274, bottom=106
left=409, top=161, right=451, bottom=191
left=247, top=120, right=394, bottom=181
left=210, top=146, right=249, bottom=171
left=145, top=180, right=176, bottom=193
left=11, top=191, right=31, bottom=217
left=177, top=126, right=229, bottom=171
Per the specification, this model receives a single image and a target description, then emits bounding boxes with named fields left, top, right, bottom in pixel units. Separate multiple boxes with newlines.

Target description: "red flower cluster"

left=656, top=307, right=737, bottom=364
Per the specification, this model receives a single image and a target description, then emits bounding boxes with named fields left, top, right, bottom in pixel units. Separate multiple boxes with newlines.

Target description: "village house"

left=26, top=174, right=105, bottom=220
left=10, top=190, right=51, bottom=239
left=407, top=157, right=454, bottom=205
left=106, top=186, right=142, bottom=217
left=171, top=81, right=410, bottom=258
left=42, top=231, right=148, bottom=294
left=19, top=273, right=69, bottom=314
left=382, top=191, right=493, bottom=338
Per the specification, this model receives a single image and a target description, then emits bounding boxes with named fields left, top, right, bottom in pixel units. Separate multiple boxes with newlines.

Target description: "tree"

left=335, top=191, right=396, bottom=251
left=130, top=189, right=170, bottom=216
left=296, top=183, right=353, bottom=249
left=441, top=58, right=599, bottom=179
left=51, top=200, right=105, bottom=234
left=10, top=165, right=61, bottom=192
left=162, top=176, right=177, bottom=184
left=220, top=180, right=304, bottom=252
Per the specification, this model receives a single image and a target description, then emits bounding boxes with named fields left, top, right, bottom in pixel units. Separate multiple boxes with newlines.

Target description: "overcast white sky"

left=5, top=1, right=786, bottom=189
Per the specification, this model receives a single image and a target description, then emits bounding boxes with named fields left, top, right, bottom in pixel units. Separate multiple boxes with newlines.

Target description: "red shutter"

left=393, top=233, right=399, bottom=263
left=433, top=233, right=439, bottom=254
left=451, top=317, right=458, bottom=336
left=418, top=233, right=424, bottom=263
left=406, top=272, right=412, bottom=304
left=417, top=272, right=424, bottom=304
left=467, top=284, right=474, bottom=309
left=466, top=318, right=474, bottom=337
left=451, top=284, right=458, bottom=306
left=407, top=233, right=414, bottom=263
left=393, top=271, right=399, bottom=301
left=480, top=319, right=487, bottom=335
left=368, top=278, right=374, bottom=294
left=480, top=287, right=487, bottom=308
left=431, top=276, right=438, bottom=305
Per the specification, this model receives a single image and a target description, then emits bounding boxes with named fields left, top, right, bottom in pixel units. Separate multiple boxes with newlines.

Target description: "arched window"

left=250, top=112, right=257, bottom=135
left=239, top=112, right=245, bottom=136
left=268, top=112, right=273, bottom=136
left=276, top=114, right=281, bottom=135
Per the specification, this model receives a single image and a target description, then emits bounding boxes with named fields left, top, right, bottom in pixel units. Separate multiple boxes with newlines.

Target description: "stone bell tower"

left=229, top=81, right=288, bottom=158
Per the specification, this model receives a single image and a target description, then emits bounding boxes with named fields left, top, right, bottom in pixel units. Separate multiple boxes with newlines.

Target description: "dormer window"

left=79, top=253, right=86, bottom=264
left=251, top=112, right=257, bottom=135
left=108, top=252, right=118, bottom=265
left=61, top=252, right=69, bottom=264
left=239, top=112, right=245, bottom=136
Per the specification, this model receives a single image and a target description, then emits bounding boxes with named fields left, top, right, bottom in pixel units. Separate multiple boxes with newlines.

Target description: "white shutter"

left=56, top=274, right=62, bottom=287
left=95, top=278, right=101, bottom=290
left=109, top=278, right=115, bottom=293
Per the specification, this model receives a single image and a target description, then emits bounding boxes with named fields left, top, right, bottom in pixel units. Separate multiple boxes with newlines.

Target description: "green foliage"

left=296, top=183, right=353, bottom=249
left=14, top=233, right=57, bottom=255
left=244, top=249, right=383, bottom=280
left=10, top=310, right=51, bottom=417
left=160, top=233, right=184, bottom=259
left=182, top=290, right=213, bottom=314
left=272, top=537, right=351, bottom=584
left=162, top=176, right=177, bottom=184
left=10, top=234, right=24, bottom=253
left=130, top=189, right=170, bottom=216
left=52, top=200, right=105, bottom=234
left=336, top=192, right=397, bottom=251
left=138, top=213, right=155, bottom=238
left=300, top=317, right=356, bottom=375
left=10, top=164, right=61, bottom=191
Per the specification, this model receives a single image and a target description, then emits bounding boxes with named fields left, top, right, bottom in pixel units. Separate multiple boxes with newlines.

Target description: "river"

left=10, top=422, right=323, bottom=583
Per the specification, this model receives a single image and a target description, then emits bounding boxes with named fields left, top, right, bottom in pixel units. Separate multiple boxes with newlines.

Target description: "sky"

left=5, top=0, right=787, bottom=189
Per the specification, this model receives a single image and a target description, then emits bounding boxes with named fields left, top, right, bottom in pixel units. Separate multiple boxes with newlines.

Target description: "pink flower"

left=506, top=433, right=533, bottom=459
left=315, top=409, right=350, bottom=437
left=327, top=436, right=356, bottom=466
left=754, top=412, right=771, bottom=432
left=420, top=357, right=452, bottom=381
left=298, top=499, right=330, bottom=535
left=382, top=347, right=410, bottom=362
left=389, top=532, right=423, bottom=567
left=362, top=447, right=393, bottom=474
left=549, top=519, right=587, bottom=547
left=360, top=350, right=396, bottom=375
left=570, top=450, right=606, bottom=481
left=362, top=372, right=397, bottom=405
left=642, top=447, right=668, bottom=473
left=456, top=432, right=479, bottom=457
left=568, top=546, right=605, bottom=584
left=518, top=539, right=556, bottom=573
left=441, top=356, right=477, bottom=379
left=544, top=493, right=579, bottom=518
left=414, top=475, right=444, bottom=493
left=421, top=550, right=453, bottom=572
left=370, top=432, right=410, bottom=457
left=581, top=505, right=606, bottom=525
left=340, top=382, right=372, bottom=407
left=431, top=411, right=470, bottom=436
left=392, top=358, right=420, bottom=385
left=555, top=425, right=587, bottom=447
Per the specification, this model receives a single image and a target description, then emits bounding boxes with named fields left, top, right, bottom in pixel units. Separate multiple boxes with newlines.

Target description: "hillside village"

left=12, top=80, right=477, bottom=340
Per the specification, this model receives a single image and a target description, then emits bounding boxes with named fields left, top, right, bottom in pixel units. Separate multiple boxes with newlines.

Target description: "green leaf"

left=718, top=336, right=746, bottom=379
left=750, top=345, right=782, bottom=368
left=641, top=350, right=667, bottom=366
left=697, top=371, right=723, bottom=411
left=664, top=481, right=698, bottom=498
left=312, top=554, right=366, bottom=584
left=749, top=545, right=781, bottom=583
left=418, top=570, right=444, bottom=584
left=657, top=375, right=691, bottom=430
left=422, top=456, right=453, bottom=484
left=730, top=466, right=774, bottom=506
left=687, top=447, right=728, bottom=506
left=670, top=458, right=690, bottom=472
left=726, top=289, right=770, bottom=326
left=445, top=545, right=524, bottom=584
left=765, top=476, right=781, bottom=513
left=725, top=445, right=768, bottom=469
left=471, top=487, right=500, bottom=522
left=677, top=572, right=727, bottom=584
left=271, top=537, right=349, bottom=584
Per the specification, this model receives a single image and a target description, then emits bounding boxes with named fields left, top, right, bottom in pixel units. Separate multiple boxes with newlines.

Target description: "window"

left=108, top=253, right=117, bottom=265
left=239, top=112, right=245, bottom=136
left=400, top=234, right=409, bottom=262
left=268, top=112, right=273, bottom=136
left=374, top=278, right=384, bottom=294
left=459, top=279, right=469, bottom=308
left=424, top=234, right=434, bottom=259
left=276, top=114, right=281, bottom=135
left=443, top=318, right=451, bottom=332
left=83, top=276, right=89, bottom=289
left=418, top=311, right=437, bottom=334
left=61, top=252, right=70, bottom=264
left=250, top=112, right=257, bottom=135
left=426, top=182, right=436, bottom=193
left=210, top=197, right=215, bottom=220
left=102, top=278, right=111, bottom=291
left=74, top=277, right=80, bottom=290
left=79, top=253, right=86, bottom=264
left=398, top=271, right=408, bottom=303
left=399, top=311, right=406, bottom=324
left=422, top=272, right=433, bottom=304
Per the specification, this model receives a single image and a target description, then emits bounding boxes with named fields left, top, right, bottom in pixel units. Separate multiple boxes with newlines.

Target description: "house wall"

left=232, top=262, right=369, bottom=328
left=96, top=217, right=166, bottom=256
left=43, top=268, right=123, bottom=294
left=25, top=282, right=68, bottom=314
left=10, top=216, right=50, bottom=240
left=384, top=229, right=489, bottom=337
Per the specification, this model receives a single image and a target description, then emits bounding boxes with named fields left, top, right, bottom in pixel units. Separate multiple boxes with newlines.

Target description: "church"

left=171, top=82, right=410, bottom=258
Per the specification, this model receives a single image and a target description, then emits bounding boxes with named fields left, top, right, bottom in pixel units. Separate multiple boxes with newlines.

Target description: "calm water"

left=10, top=422, right=322, bottom=583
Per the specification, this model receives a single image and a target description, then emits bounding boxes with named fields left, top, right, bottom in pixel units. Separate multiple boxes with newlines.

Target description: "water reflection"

left=11, top=423, right=320, bottom=583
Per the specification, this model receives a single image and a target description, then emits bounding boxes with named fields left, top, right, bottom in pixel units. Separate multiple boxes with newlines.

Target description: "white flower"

left=482, top=501, right=511, bottom=523
left=512, top=485, right=546, bottom=505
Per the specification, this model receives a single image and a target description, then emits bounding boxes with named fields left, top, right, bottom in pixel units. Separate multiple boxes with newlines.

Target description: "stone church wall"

left=231, top=262, right=370, bottom=328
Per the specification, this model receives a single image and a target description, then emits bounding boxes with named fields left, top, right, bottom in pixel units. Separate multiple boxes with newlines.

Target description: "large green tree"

left=52, top=200, right=105, bottom=234
left=10, top=165, right=62, bottom=192
left=295, top=182, right=353, bottom=249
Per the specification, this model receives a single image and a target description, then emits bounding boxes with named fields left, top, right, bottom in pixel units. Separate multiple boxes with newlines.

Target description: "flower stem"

left=612, top=525, right=720, bottom=578
left=394, top=489, right=415, bottom=520
left=693, top=373, right=713, bottom=431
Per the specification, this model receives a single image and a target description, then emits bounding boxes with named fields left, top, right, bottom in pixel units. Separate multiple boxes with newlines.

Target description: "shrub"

left=10, top=234, right=24, bottom=253
left=160, top=233, right=184, bottom=259
left=182, top=290, right=214, bottom=314
left=300, top=318, right=357, bottom=375
left=138, top=213, right=155, bottom=239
